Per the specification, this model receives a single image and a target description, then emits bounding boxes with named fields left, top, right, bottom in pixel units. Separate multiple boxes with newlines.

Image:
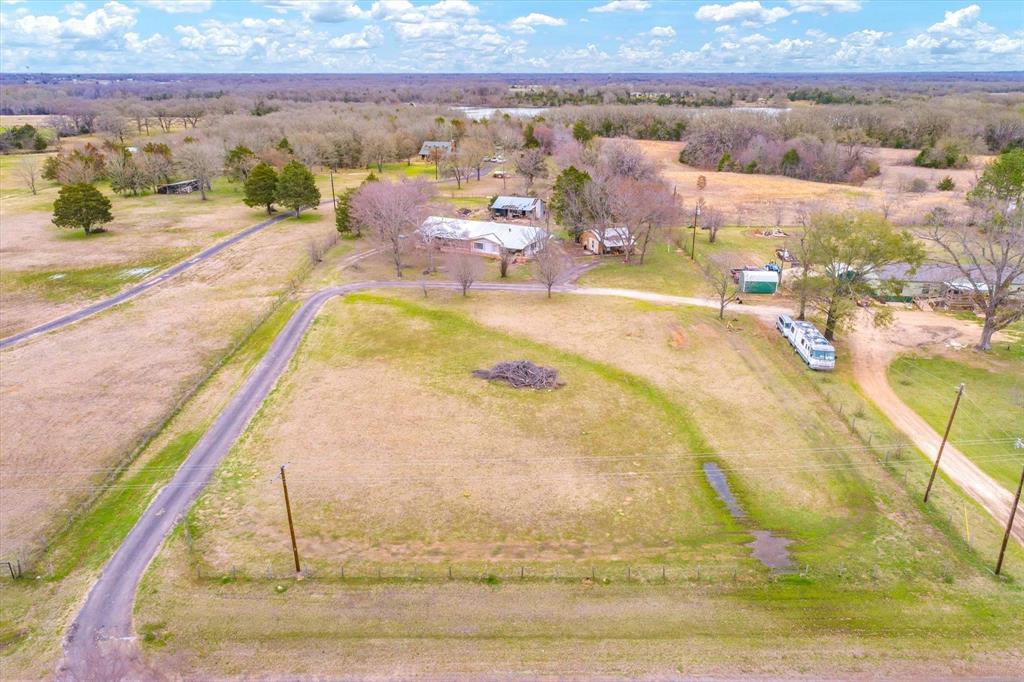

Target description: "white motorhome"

left=776, top=315, right=836, bottom=371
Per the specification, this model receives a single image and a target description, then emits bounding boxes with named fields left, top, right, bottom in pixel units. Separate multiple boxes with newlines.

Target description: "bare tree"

left=175, top=143, right=221, bottom=200
left=611, top=178, right=681, bottom=264
left=15, top=156, right=39, bottom=195
left=704, top=259, right=741, bottom=320
left=598, top=138, right=658, bottom=181
left=350, top=179, right=435, bottom=278
left=514, top=147, right=547, bottom=192
left=700, top=205, right=726, bottom=244
left=921, top=205, right=1024, bottom=350
left=446, top=251, right=484, bottom=296
left=459, top=135, right=491, bottom=182
left=532, top=239, right=570, bottom=298
left=498, top=246, right=515, bottom=278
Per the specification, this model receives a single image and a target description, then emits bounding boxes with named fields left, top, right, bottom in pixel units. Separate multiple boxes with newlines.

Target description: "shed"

left=581, top=227, right=633, bottom=255
left=419, top=140, right=452, bottom=159
left=490, top=196, right=545, bottom=221
left=157, top=179, right=200, bottom=195
left=739, top=270, right=779, bottom=294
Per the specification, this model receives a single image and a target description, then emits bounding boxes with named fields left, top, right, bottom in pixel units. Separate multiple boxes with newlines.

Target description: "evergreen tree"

left=335, top=188, right=356, bottom=236
left=276, top=160, right=320, bottom=216
left=523, top=123, right=540, bottom=149
left=276, top=137, right=294, bottom=154
left=550, top=166, right=591, bottom=240
left=572, top=120, right=593, bottom=144
left=52, top=183, right=113, bottom=235
left=243, top=162, right=279, bottom=215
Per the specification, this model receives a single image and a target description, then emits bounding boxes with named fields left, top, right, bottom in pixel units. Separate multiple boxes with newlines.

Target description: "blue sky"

left=1, top=1, right=1021, bottom=73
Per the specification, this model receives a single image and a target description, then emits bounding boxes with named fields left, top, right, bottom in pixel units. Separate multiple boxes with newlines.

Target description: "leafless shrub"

left=445, top=251, right=484, bottom=296
left=15, top=156, right=39, bottom=195
left=532, top=239, right=570, bottom=297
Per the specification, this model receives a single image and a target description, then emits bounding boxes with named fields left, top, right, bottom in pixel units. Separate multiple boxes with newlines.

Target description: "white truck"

left=776, top=315, right=836, bottom=371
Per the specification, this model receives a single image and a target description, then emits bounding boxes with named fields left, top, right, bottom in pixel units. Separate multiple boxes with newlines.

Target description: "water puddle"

left=118, top=266, right=157, bottom=280
left=702, top=462, right=795, bottom=572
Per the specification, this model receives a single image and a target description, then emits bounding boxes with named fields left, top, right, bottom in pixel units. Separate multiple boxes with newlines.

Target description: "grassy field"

left=131, top=291, right=1023, bottom=677
left=579, top=226, right=789, bottom=297
left=889, top=355, right=1024, bottom=491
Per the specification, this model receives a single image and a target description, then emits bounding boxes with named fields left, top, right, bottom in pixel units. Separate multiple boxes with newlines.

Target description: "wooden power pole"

left=329, top=170, right=337, bottom=209
left=924, top=383, right=965, bottom=503
left=280, top=464, right=301, bottom=574
left=995, top=463, right=1024, bottom=576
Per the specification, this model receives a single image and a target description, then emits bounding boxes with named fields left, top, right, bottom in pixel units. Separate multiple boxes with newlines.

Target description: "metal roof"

left=419, top=141, right=451, bottom=155
left=490, top=196, right=541, bottom=211
left=419, top=216, right=547, bottom=252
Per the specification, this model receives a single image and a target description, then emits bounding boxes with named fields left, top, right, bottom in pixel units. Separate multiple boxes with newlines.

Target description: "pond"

left=450, top=106, right=549, bottom=120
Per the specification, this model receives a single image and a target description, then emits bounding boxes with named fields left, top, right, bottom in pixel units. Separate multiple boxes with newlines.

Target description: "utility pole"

left=924, top=383, right=965, bottom=503
left=329, top=170, right=336, bottom=209
left=690, top=197, right=704, bottom=261
left=280, top=464, right=301, bottom=574
left=995, top=463, right=1023, bottom=576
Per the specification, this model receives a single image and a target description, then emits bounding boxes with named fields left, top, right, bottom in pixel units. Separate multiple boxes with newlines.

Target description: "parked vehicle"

left=776, top=315, right=836, bottom=370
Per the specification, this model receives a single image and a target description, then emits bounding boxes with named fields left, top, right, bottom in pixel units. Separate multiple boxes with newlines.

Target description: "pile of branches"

left=473, top=360, right=563, bottom=390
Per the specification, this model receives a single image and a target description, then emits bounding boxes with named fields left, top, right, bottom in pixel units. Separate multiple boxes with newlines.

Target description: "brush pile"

left=473, top=360, right=563, bottom=389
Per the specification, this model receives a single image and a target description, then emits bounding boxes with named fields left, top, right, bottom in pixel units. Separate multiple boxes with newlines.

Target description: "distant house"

left=418, top=216, right=548, bottom=258
left=580, top=227, right=633, bottom=255
left=489, top=196, right=545, bottom=221
left=156, top=179, right=200, bottom=195
left=866, top=263, right=1024, bottom=301
left=419, top=140, right=452, bottom=159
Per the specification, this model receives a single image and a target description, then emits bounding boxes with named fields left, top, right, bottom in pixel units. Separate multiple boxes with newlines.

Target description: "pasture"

left=131, top=290, right=1024, bottom=677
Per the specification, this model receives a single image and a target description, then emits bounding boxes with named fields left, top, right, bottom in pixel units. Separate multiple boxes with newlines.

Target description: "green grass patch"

left=580, top=227, right=785, bottom=296
left=1, top=249, right=190, bottom=303
left=889, top=355, right=1024, bottom=491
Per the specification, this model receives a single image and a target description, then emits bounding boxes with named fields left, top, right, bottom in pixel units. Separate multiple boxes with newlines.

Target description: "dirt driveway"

left=573, top=288, right=1022, bottom=545
left=848, top=311, right=1023, bottom=544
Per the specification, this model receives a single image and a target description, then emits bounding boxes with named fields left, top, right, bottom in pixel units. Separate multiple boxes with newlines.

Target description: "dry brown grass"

left=0, top=212, right=338, bottom=562
left=189, top=295, right=723, bottom=575
left=638, top=140, right=983, bottom=226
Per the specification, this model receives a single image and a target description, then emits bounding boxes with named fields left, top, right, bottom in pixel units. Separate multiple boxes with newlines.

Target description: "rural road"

left=0, top=200, right=335, bottom=351
left=60, top=279, right=567, bottom=673
left=60, top=278, right=1021, bottom=674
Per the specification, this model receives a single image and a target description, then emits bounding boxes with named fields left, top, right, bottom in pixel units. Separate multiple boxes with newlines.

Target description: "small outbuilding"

left=157, top=179, right=200, bottom=195
left=489, top=196, right=546, bottom=221
left=581, top=227, right=633, bottom=255
left=738, top=269, right=779, bottom=294
left=419, top=140, right=452, bottom=159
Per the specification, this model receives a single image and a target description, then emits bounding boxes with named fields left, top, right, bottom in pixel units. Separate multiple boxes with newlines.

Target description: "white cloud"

left=124, top=30, right=167, bottom=52
left=328, top=24, right=382, bottom=49
left=649, top=25, right=676, bottom=38
left=589, top=1, right=650, bottom=13
left=138, top=0, right=212, bottom=13
left=788, top=0, right=861, bottom=14
left=63, top=2, right=87, bottom=16
left=695, top=2, right=790, bottom=25
left=261, top=0, right=369, bottom=22
left=509, top=12, right=566, bottom=34
left=714, top=24, right=734, bottom=33
left=928, top=4, right=981, bottom=32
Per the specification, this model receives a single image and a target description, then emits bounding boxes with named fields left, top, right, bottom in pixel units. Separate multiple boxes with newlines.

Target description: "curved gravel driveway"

left=61, top=278, right=1022, bottom=673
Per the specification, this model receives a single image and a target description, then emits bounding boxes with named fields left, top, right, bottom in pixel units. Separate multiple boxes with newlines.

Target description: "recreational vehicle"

left=776, top=315, right=836, bottom=371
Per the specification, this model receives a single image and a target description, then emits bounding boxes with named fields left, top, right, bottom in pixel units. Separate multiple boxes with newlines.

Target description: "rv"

left=776, top=315, right=836, bottom=371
